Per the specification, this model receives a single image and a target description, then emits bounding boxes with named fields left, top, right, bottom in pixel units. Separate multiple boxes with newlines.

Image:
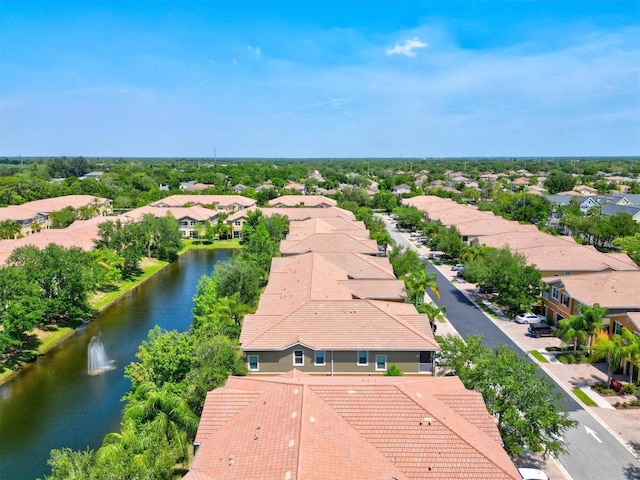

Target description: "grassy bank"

left=0, top=240, right=242, bottom=386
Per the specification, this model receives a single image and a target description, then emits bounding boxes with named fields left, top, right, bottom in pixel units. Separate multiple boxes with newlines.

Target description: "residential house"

left=120, top=205, right=219, bottom=239
left=268, top=195, right=337, bottom=208
left=283, top=182, right=305, bottom=193
left=82, top=171, right=104, bottom=180
left=574, top=185, right=598, bottom=196
left=404, top=196, right=638, bottom=276
left=149, top=195, right=256, bottom=213
left=601, top=204, right=640, bottom=223
left=232, top=183, right=248, bottom=193
left=225, top=205, right=356, bottom=239
left=542, top=271, right=640, bottom=324
left=392, top=183, right=411, bottom=196
left=0, top=195, right=112, bottom=237
left=184, top=371, right=521, bottom=480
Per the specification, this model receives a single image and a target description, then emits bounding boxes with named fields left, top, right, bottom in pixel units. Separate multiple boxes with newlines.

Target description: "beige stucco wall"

left=245, top=346, right=435, bottom=375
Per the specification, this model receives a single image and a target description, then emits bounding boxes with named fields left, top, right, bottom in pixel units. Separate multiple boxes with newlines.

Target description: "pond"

left=0, top=249, right=231, bottom=480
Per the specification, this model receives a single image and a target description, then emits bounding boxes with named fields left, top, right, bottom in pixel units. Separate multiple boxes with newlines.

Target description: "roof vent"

left=421, top=416, right=433, bottom=426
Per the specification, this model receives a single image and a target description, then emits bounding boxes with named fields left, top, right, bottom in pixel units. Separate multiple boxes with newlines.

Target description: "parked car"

left=515, top=312, right=544, bottom=324
left=478, top=284, right=497, bottom=294
left=528, top=322, right=554, bottom=338
left=451, top=264, right=464, bottom=271
left=518, top=467, right=549, bottom=480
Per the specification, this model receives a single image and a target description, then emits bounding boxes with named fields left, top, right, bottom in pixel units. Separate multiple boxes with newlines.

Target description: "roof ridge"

left=294, top=383, right=306, bottom=478
left=242, top=300, right=311, bottom=348
left=367, top=300, right=436, bottom=344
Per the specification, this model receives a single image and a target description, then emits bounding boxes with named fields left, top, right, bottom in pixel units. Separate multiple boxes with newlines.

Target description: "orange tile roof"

left=280, top=233, right=379, bottom=255
left=185, top=373, right=521, bottom=480
left=544, top=271, right=640, bottom=308
left=0, top=195, right=111, bottom=222
left=268, top=195, right=337, bottom=207
left=240, top=299, right=439, bottom=351
left=150, top=195, right=256, bottom=208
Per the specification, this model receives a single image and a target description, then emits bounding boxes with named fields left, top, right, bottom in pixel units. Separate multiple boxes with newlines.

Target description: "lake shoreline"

left=0, top=240, right=241, bottom=387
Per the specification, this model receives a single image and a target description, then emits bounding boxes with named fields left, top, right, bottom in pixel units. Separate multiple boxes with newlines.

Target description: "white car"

left=515, top=312, right=544, bottom=324
left=451, top=264, right=464, bottom=271
left=518, top=467, right=549, bottom=480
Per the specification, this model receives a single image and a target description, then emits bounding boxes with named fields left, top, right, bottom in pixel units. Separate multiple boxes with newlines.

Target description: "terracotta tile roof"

left=471, top=231, right=577, bottom=250
left=544, top=271, right=640, bottom=308
left=339, top=279, right=407, bottom=300
left=317, top=252, right=396, bottom=279
left=185, top=373, right=521, bottom=480
left=0, top=195, right=111, bottom=222
left=627, top=312, right=640, bottom=330
left=241, top=299, right=439, bottom=351
left=119, top=205, right=219, bottom=222
left=280, top=233, right=379, bottom=255
left=286, top=217, right=367, bottom=240
left=521, top=244, right=638, bottom=273
left=268, top=195, right=337, bottom=208
left=406, top=196, right=638, bottom=273
left=150, top=195, right=256, bottom=208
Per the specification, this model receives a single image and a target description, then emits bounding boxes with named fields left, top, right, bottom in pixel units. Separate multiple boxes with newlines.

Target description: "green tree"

left=43, top=448, right=96, bottom=480
left=388, top=245, right=421, bottom=278
left=8, top=244, right=94, bottom=325
left=578, top=303, right=607, bottom=352
left=592, top=328, right=640, bottom=383
left=0, top=219, right=21, bottom=239
left=556, top=315, right=589, bottom=354
left=50, top=206, right=78, bottom=229
left=544, top=171, right=577, bottom=194
left=384, top=364, right=404, bottom=376
left=214, top=256, right=262, bottom=306
left=392, top=206, right=423, bottom=230
left=439, top=334, right=577, bottom=458
left=404, top=269, right=440, bottom=308
left=613, top=233, right=640, bottom=265
left=124, top=326, right=195, bottom=393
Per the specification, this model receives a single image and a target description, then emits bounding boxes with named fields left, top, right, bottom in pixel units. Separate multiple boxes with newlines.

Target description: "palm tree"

left=0, top=219, right=21, bottom=240
left=593, top=330, right=628, bottom=382
left=577, top=303, right=607, bottom=353
left=557, top=315, right=588, bottom=354
left=405, top=269, right=439, bottom=308
left=419, top=302, right=447, bottom=333
left=121, top=382, right=199, bottom=465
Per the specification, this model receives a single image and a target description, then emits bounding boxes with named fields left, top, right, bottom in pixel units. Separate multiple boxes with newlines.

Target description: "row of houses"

left=184, top=201, right=523, bottom=479
left=0, top=195, right=112, bottom=237
left=403, top=196, right=640, bottom=345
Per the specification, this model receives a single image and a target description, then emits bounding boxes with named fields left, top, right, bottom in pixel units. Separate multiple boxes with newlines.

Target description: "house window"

left=248, top=355, right=259, bottom=372
left=551, top=287, right=559, bottom=300
left=375, top=355, right=387, bottom=372
left=293, top=350, right=304, bottom=366
left=613, top=321, right=622, bottom=335
left=561, top=294, right=569, bottom=307
left=357, top=350, right=368, bottom=366
left=234, top=220, right=241, bottom=226
left=314, top=350, right=325, bottom=366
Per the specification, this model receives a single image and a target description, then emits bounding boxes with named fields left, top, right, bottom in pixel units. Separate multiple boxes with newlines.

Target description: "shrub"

left=623, top=383, right=637, bottom=395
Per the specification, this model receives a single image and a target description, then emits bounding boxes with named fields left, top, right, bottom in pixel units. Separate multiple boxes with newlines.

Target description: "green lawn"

left=572, top=388, right=598, bottom=407
left=529, top=350, right=549, bottom=363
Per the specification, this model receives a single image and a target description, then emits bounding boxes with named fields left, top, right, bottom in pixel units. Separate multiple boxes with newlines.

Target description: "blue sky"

left=1, top=1, right=639, bottom=158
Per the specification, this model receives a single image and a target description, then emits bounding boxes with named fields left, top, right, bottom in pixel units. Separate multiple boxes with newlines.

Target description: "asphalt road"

left=381, top=214, right=640, bottom=480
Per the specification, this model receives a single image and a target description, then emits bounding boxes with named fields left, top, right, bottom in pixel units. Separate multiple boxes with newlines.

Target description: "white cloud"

left=246, top=45, right=261, bottom=55
left=385, top=37, right=428, bottom=57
